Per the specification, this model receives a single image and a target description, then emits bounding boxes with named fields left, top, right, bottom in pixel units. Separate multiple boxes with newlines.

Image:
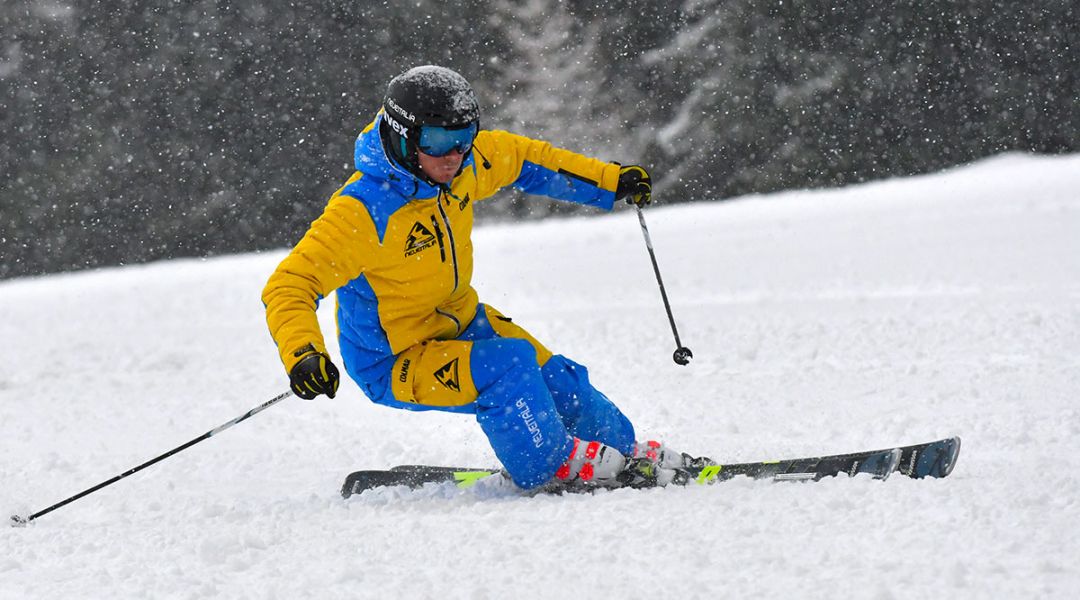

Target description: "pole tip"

left=673, top=347, right=693, bottom=366
left=10, top=515, right=29, bottom=528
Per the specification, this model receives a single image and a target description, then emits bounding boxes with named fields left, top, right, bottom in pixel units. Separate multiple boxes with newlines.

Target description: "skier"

left=263, top=65, right=689, bottom=490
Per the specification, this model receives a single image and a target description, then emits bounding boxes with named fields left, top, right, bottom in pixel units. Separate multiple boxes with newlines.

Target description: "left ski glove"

left=289, top=349, right=340, bottom=400
left=616, top=165, right=652, bottom=207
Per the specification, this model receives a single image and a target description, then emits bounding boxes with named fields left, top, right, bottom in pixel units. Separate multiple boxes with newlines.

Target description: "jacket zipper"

left=435, top=189, right=461, bottom=335
left=436, top=191, right=459, bottom=292
left=430, top=216, right=446, bottom=262
left=435, top=307, right=461, bottom=333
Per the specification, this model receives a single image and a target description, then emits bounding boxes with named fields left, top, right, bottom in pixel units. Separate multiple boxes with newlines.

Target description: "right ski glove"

left=615, top=165, right=652, bottom=207
left=289, top=348, right=340, bottom=400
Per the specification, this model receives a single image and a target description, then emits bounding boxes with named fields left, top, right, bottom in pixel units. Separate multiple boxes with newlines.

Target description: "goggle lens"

left=418, top=122, right=479, bottom=157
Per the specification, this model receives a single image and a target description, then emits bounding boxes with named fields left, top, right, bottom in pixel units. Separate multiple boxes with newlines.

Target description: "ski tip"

left=909, top=436, right=962, bottom=479
left=341, top=471, right=368, bottom=499
left=939, top=436, right=961, bottom=478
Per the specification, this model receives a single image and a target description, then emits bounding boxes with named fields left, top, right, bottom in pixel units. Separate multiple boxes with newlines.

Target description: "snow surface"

left=3, top=153, right=1079, bottom=599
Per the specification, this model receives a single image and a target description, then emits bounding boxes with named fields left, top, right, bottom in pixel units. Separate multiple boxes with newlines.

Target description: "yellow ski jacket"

left=263, top=113, right=620, bottom=402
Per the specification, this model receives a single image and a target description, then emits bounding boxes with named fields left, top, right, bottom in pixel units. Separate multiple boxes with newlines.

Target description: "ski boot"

left=635, top=440, right=715, bottom=469
left=619, top=440, right=716, bottom=488
left=547, top=438, right=716, bottom=491
left=549, top=438, right=627, bottom=489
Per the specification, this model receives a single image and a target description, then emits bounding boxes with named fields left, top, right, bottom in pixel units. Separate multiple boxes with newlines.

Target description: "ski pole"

left=10, top=389, right=294, bottom=527
left=635, top=204, right=693, bottom=365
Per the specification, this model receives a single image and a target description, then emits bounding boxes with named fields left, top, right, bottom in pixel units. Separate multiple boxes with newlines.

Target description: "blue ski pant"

left=343, top=304, right=636, bottom=489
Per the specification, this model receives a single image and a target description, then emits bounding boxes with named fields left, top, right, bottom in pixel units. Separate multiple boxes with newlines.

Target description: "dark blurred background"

left=2, top=0, right=1076, bottom=279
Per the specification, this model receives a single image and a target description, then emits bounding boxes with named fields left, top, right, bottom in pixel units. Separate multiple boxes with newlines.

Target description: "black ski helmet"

left=380, top=65, right=480, bottom=181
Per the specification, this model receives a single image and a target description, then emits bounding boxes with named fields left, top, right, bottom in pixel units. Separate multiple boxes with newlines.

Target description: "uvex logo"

left=385, top=113, right=409, bottom=139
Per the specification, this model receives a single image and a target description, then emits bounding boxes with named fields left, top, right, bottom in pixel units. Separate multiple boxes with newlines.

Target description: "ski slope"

left=2, top=153, right=1078, bottom=599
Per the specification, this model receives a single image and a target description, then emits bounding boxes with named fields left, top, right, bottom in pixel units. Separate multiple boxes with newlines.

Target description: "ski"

left=340, top=436, right=960, bottom=498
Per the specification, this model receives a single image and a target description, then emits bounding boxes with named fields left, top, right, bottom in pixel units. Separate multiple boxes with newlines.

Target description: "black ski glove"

left=615, top=165, right=652, bottom=207
left=289, top=348, right=340, bottom=400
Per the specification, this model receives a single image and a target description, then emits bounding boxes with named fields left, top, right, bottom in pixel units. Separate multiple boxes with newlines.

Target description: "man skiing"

left=263, top=65, right=687, bottom=490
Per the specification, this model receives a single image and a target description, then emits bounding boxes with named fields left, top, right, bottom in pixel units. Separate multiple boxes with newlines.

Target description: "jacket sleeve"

left=471, top=130, right=622, bottom=210
left=262, top=191, right=377, bottom=372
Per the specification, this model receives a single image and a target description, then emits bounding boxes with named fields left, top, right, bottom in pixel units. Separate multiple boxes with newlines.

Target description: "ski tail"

left=341, top=467, right=498, bottom=498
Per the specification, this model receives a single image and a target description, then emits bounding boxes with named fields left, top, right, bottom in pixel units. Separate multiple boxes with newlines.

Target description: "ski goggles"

left=417, top=122, right=479, bottom=157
